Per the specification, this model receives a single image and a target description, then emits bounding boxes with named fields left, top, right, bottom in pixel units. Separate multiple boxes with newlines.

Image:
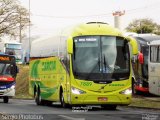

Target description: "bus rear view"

left=0, top=54, right=18, bottom=103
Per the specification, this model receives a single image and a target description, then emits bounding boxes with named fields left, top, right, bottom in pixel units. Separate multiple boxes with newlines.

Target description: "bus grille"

left=0, top=91, right=4, bottom=95
left=0, top=81, right=15, bottom=86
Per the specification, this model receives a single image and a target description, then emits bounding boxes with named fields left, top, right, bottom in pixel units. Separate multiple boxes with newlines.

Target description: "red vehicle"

left=0, top=54, right=18, bottom=103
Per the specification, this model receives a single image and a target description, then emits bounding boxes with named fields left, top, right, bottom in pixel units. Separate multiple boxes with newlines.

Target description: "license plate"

left=98, top=97, right=107, bottom=101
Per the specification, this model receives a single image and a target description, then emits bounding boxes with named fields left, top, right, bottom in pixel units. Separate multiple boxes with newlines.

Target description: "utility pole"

left=19, top=12, right=22, bottom=43
left=140, top=22, right=143, bottom=34
left=29, top=0, right=31, bottom=61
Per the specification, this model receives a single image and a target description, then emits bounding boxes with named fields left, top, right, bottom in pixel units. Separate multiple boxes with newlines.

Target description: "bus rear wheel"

left=3, top=96, right=9, bottom=103
left=35, top=89, right=42, bottom=105
left=35, top=89, right=51, bottom=106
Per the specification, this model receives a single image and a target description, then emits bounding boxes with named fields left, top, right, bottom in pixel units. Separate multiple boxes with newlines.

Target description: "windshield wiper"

left=98, top=81, right=112, bottom=91
left=103, top=55, right=106, bottom=71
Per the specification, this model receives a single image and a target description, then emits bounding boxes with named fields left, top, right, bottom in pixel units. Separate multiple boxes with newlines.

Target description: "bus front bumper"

left=70, top=94, right=131, bottom=105
left=0, top=88, right=15, bottom=97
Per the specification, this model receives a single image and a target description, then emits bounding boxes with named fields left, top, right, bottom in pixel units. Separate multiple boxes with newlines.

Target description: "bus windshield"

left=72, top=36, right=130, bottom=82
left=0, top=63, right=13, bottom=76
left=5, top=49, right=22, bottom=60
left=5, top=43, right=22, bottom=49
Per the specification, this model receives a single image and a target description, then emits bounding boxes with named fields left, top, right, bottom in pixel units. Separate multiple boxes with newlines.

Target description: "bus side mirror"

left=11, top=65, right=19, bottom=75
left=128, top=37, right=138, bottom=55
left=16, top=66, right=19, bottom=73
left=138, top=52, right=144, bottom=64
left=10, top=66, right=15, bottom=75
left=67, top=38, right=73, bottom=54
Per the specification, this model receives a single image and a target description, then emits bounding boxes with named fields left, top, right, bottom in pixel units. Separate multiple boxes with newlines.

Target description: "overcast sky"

left=20, top=0, right=160, bottom=37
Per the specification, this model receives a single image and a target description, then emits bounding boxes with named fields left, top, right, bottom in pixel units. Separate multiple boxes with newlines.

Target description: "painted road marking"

left=59, top=115, right=85, bottom=120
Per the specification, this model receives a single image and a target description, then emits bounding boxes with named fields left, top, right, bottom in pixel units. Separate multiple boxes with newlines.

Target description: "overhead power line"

left=30, top=3, right=160, bottom=19
left=31, top=12, right=112, bottom=19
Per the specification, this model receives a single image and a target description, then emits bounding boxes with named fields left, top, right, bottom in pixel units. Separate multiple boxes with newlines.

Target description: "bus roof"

left=133, top=35, right=160, bottom=43
left=0, top=40, right=22, bottom=44
left=31, top=22, right=125, bottom=58
left=149, top=40, right=160, bottom=45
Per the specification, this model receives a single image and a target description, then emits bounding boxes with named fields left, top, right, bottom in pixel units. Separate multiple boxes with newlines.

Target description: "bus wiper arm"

left=98, top=81, right=112, bottom=90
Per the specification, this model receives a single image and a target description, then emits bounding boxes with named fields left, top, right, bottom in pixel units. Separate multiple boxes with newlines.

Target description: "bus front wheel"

left=3, top=96, right=9, bottom=103
left=132, top=79, right=137, bottom=95
left=60, top=91, right=68, bottom=108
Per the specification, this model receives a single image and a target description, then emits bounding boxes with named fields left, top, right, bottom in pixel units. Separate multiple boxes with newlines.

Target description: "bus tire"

left=60, top=91, right=68, bottom=108
left=3, top=96, right=9, bottom=103
left=132, top=79, right=137, bottom=95
left=35, top=89, right=42, bottom=105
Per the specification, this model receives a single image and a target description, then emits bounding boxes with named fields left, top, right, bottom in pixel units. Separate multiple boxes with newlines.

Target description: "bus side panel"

left=29, top=59, right=40, bottom=97
left=149, top=63, right=160, bottom=96
left=29, top=57, right=67, bottom=101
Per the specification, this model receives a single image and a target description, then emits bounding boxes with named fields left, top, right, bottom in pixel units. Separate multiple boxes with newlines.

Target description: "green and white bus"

left=29, top=22, right=138, bottom=109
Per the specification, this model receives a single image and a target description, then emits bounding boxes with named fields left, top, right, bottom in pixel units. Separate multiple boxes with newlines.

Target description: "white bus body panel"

left=148, top=40, right=160, bottom=96
left=148, top=64, right=160, bottom=96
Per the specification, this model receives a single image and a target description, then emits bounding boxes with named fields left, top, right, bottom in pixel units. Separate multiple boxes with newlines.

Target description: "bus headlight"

left=11, top=85, right=15, bottom=89
left=120, top=88, right=132, bottom=95
left=71, top=87, right=86, bottom=94
left=5, top=85, right=15, bottom=93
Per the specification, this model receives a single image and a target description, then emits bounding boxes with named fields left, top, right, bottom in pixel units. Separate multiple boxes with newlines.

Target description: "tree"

left=126, top=18, right=160, bottom=35
left=0, top=0, right=29, bottom=41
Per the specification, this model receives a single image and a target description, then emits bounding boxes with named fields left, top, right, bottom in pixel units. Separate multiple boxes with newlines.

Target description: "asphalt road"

left=0, top=99, right=160, bottom=120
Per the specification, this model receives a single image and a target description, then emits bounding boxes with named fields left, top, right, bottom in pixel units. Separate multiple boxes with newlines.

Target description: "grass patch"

left=130, top=97, right=160, bottom=109
left=14, top=65, right=32, bottom=99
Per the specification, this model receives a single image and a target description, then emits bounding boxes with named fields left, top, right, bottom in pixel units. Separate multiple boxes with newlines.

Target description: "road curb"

left=126, top=105, right=160, bottom=110
left=144, top=98, right=160, bottom=102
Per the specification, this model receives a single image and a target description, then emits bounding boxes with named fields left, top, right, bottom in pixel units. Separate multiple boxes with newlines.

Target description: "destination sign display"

left=0, top=55, right=15, bottom=62
left=0, top=56, right=10, bottom=61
